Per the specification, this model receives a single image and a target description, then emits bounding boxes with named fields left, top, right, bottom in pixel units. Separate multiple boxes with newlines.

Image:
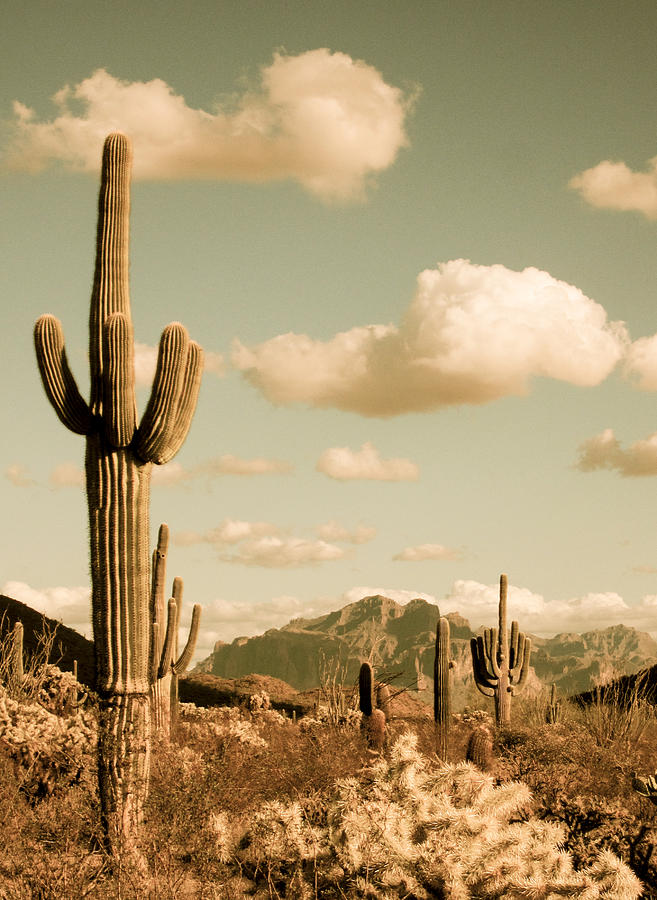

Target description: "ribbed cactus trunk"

left=434, top=615, right=451, bottom=761
left=494, top=581, right=511, bottom=726
left=34, top=133, right=203, bottom=854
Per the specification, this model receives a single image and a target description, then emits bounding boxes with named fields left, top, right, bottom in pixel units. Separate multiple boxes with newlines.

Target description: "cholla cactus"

left=470, top=574, right=532, bottom=726
left=236, top=731, right=642, bottom=898
left=149, top=523, right=201, bottom=739
left=33, top=133, right=203, bottom=850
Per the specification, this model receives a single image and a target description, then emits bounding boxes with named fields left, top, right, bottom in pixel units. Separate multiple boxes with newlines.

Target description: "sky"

left=4, top=0, right=657, bottom=665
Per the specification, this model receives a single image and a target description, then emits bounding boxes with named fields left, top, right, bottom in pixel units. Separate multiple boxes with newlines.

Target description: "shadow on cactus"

left=33, top=133, right=203, bottom=854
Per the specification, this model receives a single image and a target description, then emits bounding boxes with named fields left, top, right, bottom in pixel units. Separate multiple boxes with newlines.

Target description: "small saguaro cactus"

left=545, top=682, right=562, bottom=724
left=10, top=621, right=24, bottom=690
left=33, top=133, right=203, bottom=852
left=434, top=614, right=454, bottom=761
left=470, top=574, right=531, bottom=726
left=359, top=661, right=386, bottom=751
left=149, top=523, right=201, bottom=738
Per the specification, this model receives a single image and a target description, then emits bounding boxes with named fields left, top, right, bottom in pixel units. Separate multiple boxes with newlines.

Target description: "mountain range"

left=196, top=594, right=657, bottom=703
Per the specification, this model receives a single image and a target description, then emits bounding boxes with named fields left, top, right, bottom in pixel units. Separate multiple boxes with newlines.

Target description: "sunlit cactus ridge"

left=470, top=573, right=532, bottom=726
left=33, top=132, right=204, bottom=849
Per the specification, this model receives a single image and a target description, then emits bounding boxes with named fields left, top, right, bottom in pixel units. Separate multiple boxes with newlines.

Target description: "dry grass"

left=1, top=650, right=656, bottom=897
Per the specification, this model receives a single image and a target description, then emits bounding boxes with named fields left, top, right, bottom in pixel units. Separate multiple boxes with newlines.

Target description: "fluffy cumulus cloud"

left=316, top=521, right=376, bottom=544
left=233, top=260, right=627, bottom=416
left=5, top=51, right=411, bottom=201
left=570, top=156, right=657, bottom=219
left=440, top=578, right=657, bottom=636
left=173, top=518, right=345, bottom=568
left=575, top=428, right=657, bottom=477
left=1, top=581, right=92, bottom=638
left=393, top=543, right=464, bottom=562
left=316, top=442, right=419, bottom=480
left=624, top=334, right=657, bottom=390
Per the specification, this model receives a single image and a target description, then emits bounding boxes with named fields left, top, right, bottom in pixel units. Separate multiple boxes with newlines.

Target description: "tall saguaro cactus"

left=33, top=133, right=203, bottom=851
left=434, top=615, right=454, bottom=760
left=470, top=574, right=531, bottom=726
left=149, top=523, right=201, bottom=738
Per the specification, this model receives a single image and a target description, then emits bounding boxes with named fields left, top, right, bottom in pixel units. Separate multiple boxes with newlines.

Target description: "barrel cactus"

left=33, top=133, right=203, bottom=851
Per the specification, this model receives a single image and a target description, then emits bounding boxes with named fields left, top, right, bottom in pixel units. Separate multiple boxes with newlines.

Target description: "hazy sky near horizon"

left=4, top=1, right=657, bottom=663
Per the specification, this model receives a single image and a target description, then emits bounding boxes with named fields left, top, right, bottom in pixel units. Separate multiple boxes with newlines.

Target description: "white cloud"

left=570, top=157, right=657, bottom=219
left=49, top=462, right=84, bottom=487
left=317, top=442, right=419, bottom=481
left=575, top=428, right=657, bottom=476
left=317, top=521, right=377, bottom=544
left=134, top=342, right=224, bottom=387
left=440, top=578, right=657, bottom=636
left=152, top=454, right=293, bottom=485
left=173, top=518, right=279, bottom=546
left=624, top=334, right=657, bottom=390
left=342, top=586, right=437, bottom=607
left=233, top=259, right=627, bottom=416
left=1, top=581, right=92, bottom=639
left=393, top=543, right=464, bottom=562
left=219, top=536, right=345, bottom=568
left=5, top=51, right=411, bottom=201
left=5, top=464, right=36, bottom=487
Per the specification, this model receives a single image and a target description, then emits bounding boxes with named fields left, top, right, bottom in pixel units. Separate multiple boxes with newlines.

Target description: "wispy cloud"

left=393, top=543, right=464, bottom=562
left=174, top=519, right=279, bottom=547
left=624, top=335, right=657, bottom=390
left=570, top=156, right=657, bottom=219
left=49, top=462, right=84, bottom=487
left=316, top=521, right=376, bottom=544
left=5, top=51, right=412, bottom=201
left=575, top=428, right=657, bottom=477
left=233, top=259, right=627, bottom=416
left=317, top=442, right=419, bottom=481
left=5, top=464, right=36, bottom=487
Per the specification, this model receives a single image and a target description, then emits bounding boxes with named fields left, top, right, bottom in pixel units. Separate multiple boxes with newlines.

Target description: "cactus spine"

left=470, top=574, right=531, bottom=726
left=33, top=133, right=203, bottom=851
left=434, top=615, right=453, bottom=761
left=149, top=523, right=201, bottom=738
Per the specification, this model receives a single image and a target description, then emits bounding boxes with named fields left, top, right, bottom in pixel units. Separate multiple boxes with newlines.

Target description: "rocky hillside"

left=196, top=594, right=657, bottom=701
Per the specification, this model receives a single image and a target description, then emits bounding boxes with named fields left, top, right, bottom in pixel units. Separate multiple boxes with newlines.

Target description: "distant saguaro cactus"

left=10, top=621, right=24, bottom=689
left=33, top=133, right=203, bottom=852
left=149, top=523, right=201, bottom=738
left=359, top=661, right=386, bottom=751
left=470, top=574, right=531, bottom=726
left=545, top=682, right=562, bottom=725
left=434, top=615, right=454, bottom=761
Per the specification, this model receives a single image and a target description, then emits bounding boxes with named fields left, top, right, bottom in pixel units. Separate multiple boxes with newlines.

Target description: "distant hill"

left=0, top=594, right=95, bottom=688
left=196, top=594, right=657, bottom=701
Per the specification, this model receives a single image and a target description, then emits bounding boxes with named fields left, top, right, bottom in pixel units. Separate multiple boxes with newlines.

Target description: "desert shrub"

left=233, top=731, right=642, bottom=898
left=0, top=681, right=96, bottom=799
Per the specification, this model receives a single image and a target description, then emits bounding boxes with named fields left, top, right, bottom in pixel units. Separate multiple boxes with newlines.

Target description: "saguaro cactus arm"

left=34, top=316, right=94, bottom=435
left=470, top=638, right=495, bottom=698
left=173, top=603, right=201, bottom=675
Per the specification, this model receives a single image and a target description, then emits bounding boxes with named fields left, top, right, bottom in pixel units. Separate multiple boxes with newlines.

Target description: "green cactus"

left=470, top=574, right=531, bottom=726
left=149, top=523, right=201, bottom=738
left=546, top=682, right=562, bottom=724
left=434, top=615, right=454, bottom=760
left=33, top=133, right=203, bottom=851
